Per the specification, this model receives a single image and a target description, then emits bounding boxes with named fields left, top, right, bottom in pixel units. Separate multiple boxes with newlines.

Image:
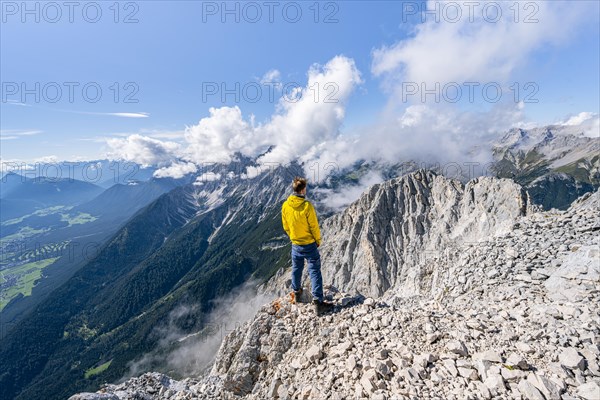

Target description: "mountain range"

left=0, top=125, right=598, bottom=400
left=0, top=173, right=186, bottom=335
left=67, top=170, right=600, bottom=400
left=492, top=124, right=599, bottom=209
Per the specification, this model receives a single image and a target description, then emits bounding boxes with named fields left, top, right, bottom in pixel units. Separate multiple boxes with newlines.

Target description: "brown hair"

left=292, top=177, right=307, bottom=193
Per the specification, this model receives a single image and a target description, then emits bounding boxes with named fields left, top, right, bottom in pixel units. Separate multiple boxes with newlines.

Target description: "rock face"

left=68, top=173, right=600, bottom=400
left=267, top=170, right=534, bottom=298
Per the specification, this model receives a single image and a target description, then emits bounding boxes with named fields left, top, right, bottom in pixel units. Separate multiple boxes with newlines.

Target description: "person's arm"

left=282, top=205, right=290, bottom=237
left=307, top=203, right=321, bottom=246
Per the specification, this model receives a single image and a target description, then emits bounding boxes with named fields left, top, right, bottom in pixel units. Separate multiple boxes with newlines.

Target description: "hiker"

left=281, top=177, right=334, bottom=315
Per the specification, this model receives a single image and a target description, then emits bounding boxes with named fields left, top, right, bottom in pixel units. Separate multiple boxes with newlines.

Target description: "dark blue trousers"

left=291, top=242, right=323, bottom=302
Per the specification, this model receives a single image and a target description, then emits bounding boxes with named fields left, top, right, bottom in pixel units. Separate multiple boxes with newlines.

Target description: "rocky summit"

left=266, top=170, right=539, bottom=299
left=69, top=173, right=599, bottom=400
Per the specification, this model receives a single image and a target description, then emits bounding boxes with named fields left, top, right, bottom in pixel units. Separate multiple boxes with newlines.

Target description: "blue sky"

left=1, top=0, right=599, bottom=163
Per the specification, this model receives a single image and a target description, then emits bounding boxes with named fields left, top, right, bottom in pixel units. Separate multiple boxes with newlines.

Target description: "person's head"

left=292, top=177, right=307, bottom=195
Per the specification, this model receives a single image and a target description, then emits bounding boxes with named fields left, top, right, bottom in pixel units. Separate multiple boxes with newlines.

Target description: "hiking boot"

left=313, top=299, right=334, bottom=316
left=290, top=288, right=303, bottom=304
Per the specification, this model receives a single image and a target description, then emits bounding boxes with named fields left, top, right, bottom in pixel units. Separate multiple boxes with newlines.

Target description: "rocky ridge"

left=265, top=170, right=537, bottom=299
left=491, top=125, right=600, bottom=210
left=69, top=176, right=599, bottom=400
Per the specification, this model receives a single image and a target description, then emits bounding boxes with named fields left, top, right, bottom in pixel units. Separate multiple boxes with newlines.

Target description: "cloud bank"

left=372, top=1, right=586, bottom=89
left=105, top=1, right=594, bottom=185
left=107, top=134, right=181, bottom=167
left=125, top=282, right=272, bottom=379
left=181, top=55, right=362, bottom=166
left=107, top=55, right=362, bottom=178
left=559, top=112, right=600, bottom=138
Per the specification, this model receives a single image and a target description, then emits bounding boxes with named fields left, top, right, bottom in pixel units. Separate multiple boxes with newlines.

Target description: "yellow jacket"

left=281, top=194, right=321, bottom=246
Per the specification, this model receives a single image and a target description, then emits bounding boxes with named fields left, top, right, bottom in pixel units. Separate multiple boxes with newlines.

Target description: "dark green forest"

left=0, top=181, right=291, bottom=400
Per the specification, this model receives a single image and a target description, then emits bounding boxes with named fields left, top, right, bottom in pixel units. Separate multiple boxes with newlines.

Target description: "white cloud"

left=239, top=164, right=282, bottom=180
left=153, top=162, right=198, bottom=179
left=560, top=112, right=600, bottom=138
left=584, top=119, right=600, bottom=139
left=181, top=55, right=362, bottom=170
left=561, top=112, right=596, bottom=126
left=258, top=56, right=363, bottom=166
left=183, top=106, right=262, bottom=164
left=101, top=27, right=593, bottom=188
left=338, top=0, right=594, bottom=172
left=193, top=172, right=222, bottom=185
left=4, top=99, right=149, bottom=118
left=70, top=111, right=150, bottom=118
left=375, top=103, right=525, bottom=163
left=105, top=45, right=530, bottom=183
left=125, top=282, right=271, bottom=378
left=306, top=101, right=529, bottom=178
left=85, top=130, right=185, bottom=145
left=241, top=166, right=263, bottom=180
left=316, top=170, right=385, bottom=211
left=260, top=69, right=281, bottom=84
left=106, top=134, right=180, bottom=167
left=372, top=1, right=587, bottom=91
left=143, top=129, right=186, bottom=140
left=0, top=129, right=42, bottom=136
left=106, top=112, right=149, bottom=118
left=0, top=129, right=42, bottom=140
